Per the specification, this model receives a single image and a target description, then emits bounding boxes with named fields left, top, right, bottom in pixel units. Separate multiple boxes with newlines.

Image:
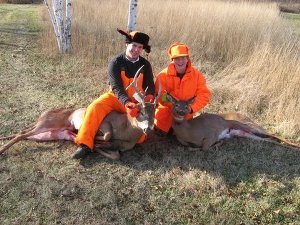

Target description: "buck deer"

left=0, top=66, right=160, bottom=160
left=166, top=93, right=299, bottom=150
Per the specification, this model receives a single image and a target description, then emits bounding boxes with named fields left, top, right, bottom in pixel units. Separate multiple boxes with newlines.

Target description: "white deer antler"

left=154, top=80, right=162, bottom=106
left=126, top=65, right=146, bottom=106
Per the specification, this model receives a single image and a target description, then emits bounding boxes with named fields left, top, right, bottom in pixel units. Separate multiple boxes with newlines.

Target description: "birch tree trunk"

left=53, top=0, right=64, bottom=51
left=127, top=0, right=138, bottom=32
left=64, top=0, right=72, bottom=53
left=44, top=0, right=62, bottom=52
left=44, top=0, right=72, bottom=54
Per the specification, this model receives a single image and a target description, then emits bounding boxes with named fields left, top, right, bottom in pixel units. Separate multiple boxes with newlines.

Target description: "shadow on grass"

left=0, top=41, right=23, bottom=48
left=2, top=131, right=298, bottom=188
left=0, top=28, right=39, bottom=36
left=0, top=28, right=38, bottom=49
left=79, top=135, right=300, bottom=187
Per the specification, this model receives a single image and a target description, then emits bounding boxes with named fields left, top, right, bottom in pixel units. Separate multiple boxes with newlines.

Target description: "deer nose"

left=179, top=110, right=188, bottom=116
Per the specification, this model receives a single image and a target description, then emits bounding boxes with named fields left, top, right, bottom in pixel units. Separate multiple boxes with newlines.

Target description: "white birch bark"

left=44, top=0, right=72, bottom=53
left=44, top=0, right=62, bottom=52
left=53, top=0, right=64, bottom=53
left=64, top=0, right=72, bottom=53
left=127, top=0, right=138, bottom=32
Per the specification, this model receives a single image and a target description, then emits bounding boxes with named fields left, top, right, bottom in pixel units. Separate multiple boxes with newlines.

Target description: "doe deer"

left=0, top=66, right=159, bottom=160
left=166, top=93, right=299, bottom=150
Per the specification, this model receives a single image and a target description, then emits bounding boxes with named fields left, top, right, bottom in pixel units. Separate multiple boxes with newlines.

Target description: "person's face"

left=126, top=42, right=144, bottom=61
left=173, top=56, right=189, bottom=74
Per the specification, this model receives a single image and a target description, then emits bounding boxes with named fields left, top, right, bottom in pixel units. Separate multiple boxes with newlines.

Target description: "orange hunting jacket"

left=154, top=60, right=211, bottom=132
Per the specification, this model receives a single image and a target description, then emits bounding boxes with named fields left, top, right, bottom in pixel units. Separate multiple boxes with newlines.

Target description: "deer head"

left=166, top=93, right=195, bottom=123
left=125, top=65, right=161, bottom=133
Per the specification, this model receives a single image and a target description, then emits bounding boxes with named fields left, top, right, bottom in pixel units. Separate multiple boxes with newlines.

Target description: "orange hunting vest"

left=120, top=70, right=144, bottom=102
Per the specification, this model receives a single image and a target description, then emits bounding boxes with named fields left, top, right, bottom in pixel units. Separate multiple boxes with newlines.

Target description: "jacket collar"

left=167, top=59, right=192, bottom=77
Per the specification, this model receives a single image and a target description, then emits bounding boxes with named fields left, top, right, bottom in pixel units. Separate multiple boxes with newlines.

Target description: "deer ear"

left=166, top=93, right=176, bottom=103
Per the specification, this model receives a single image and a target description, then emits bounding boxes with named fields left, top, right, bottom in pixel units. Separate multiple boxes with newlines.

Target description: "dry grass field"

left=0, top=0, right=300, bottom=224
left=40, top=0, right=300, bottom=140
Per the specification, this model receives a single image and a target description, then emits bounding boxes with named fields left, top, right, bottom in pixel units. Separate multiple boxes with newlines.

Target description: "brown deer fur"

left=166, top=93, right=299, bottom=151
left=0, top=67, right=158, bottom=160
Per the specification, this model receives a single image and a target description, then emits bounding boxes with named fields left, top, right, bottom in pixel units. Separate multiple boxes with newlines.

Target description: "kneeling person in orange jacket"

left=154, top=42, right=211, bottom=134
left=72, top=29, right=155, bottom=159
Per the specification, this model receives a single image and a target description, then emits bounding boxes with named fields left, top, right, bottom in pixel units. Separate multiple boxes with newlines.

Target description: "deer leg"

left=0, top=127, right=67, bottom=155
left=94, top=140, right=114, bottom=149
left=0, top=128, right=39, bottom=154
left=118, top=140, right=137, bottom=151
left=0, top=135, right=16, bottom=141
left=96, top=122, right=112, bottom=141
left=94, top=142, right=120, bottom=160
left=212, top=140, right=224, bottom=148
left=175, top=137, right=190, bottom=146
left=0, top=126, right=36, bottom=140
left=94, top=148, right=120, bottom=160
left=97, top=139, right=136, bottom=152
left=202, top=137, right=217, bottom=151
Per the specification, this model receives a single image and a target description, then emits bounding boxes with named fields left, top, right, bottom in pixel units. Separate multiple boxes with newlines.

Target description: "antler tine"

left=126, top=65, right=144, bottom=91
left=154, top=80, right=162, bottom=106
left=143, top=86, right=149, bottom=101
left=126, top=65, right=145, bottom=105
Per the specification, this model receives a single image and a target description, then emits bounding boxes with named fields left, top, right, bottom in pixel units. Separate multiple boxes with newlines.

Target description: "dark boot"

left=71, top=144, right=92, bottom=159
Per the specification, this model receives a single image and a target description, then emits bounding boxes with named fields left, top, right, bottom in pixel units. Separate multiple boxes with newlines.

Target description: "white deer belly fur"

left=27, top=130, right=76, bottom=141
left=70, top=109, right=85, bottom=130
left=219, top=129, right=264, bottom=141
left=228, top=129, right=263, bottom=140
left=218, top=128, right=231, bottom=140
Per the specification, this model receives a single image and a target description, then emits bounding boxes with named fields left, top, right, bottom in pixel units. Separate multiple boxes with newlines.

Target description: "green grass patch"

left=282, top=12, right=300, bottom=27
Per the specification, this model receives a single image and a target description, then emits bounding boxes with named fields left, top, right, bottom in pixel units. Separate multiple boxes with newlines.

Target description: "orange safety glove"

left=125, top=101, right=140, bottom=117
left=144, top=94, right=154, bottom=103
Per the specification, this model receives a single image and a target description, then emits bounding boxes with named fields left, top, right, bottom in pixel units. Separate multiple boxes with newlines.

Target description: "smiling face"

left=173, top=56, right=189, bottom=74
left=125, top=42, right=144, bottom=61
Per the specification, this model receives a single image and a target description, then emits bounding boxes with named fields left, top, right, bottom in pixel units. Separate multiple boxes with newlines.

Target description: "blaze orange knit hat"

left=168, top=42, right=189, bottom=59
left=117, top=28, right=151, bottom=53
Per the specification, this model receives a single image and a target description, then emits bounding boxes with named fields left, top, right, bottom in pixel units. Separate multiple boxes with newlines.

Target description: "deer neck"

left=172, top=113, right=186, bottom=125
left=172, top=114, right=191, bottom=133
left=126, top=115, right=143, bottom=132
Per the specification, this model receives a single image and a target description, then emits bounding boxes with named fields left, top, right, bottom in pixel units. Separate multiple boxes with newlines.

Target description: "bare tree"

left=127, top=0, right=138, bottom=32
left=44, top=0, right=72, bottom=53
left=64, top=0, right=72, bottom=53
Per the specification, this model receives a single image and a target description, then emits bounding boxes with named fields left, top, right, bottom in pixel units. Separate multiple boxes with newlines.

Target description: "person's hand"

left=144, top=94, right=154, bottom=103
left=125, top=101, right=140, bottom=117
